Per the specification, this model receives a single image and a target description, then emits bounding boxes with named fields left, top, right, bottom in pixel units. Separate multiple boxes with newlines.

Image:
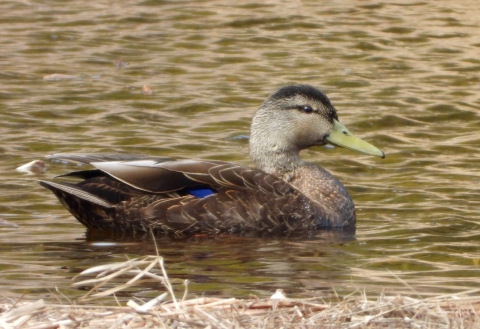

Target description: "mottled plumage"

left=39, top=85, right=384, bottom=237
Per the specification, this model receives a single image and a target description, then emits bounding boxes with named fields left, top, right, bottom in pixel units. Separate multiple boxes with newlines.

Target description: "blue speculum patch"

left=187, top=187, right=215, bottom=198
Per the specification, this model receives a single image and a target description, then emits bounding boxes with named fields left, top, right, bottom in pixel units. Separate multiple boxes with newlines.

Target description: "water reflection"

left=2, top=233, right=355, bottom=301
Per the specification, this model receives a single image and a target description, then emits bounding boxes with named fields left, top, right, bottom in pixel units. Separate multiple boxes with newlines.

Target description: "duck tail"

left=39, top=180, right=115, bottom=230
left=39, top=181, right=113, bottom=208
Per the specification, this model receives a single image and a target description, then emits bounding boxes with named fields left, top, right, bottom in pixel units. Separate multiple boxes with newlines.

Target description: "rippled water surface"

left=1, top=0, right=480, bottom=302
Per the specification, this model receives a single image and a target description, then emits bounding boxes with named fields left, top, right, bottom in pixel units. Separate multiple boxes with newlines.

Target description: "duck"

left=39, top=84, right=384, bottom=237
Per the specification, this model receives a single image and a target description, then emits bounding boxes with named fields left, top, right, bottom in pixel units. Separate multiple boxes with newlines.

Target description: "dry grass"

left=1, top=253, right=479, bottom=329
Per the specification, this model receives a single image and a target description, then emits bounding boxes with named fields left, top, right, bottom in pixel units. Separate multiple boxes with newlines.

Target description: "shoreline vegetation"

left=1, top=254, right=479, bottom=329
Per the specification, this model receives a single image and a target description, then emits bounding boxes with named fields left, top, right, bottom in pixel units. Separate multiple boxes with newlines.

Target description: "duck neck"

left=249, top=106, right=308, bottom=180
left=249, top=136, right=304, bottom=180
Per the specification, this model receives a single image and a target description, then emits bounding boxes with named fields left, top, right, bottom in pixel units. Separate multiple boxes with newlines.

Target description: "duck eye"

left=302, top=106, right=313, bottom=113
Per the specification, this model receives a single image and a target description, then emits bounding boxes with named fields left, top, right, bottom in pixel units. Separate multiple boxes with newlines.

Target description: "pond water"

left=1, top=0, right=479, bottom=302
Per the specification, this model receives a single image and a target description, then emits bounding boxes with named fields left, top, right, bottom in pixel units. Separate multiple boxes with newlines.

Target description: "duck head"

left=249, top=84, right=384, bottom=175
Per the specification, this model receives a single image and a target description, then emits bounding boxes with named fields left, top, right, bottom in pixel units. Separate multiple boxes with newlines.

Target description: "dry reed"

left=1, top=253, right=479, bottom=329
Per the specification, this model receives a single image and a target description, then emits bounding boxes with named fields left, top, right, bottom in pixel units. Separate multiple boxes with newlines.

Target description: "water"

left=1, top=0, right=479, bottom=302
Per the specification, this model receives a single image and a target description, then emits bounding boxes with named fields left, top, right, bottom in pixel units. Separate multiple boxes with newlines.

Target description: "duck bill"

left=326, top=119, right=385, bottom=158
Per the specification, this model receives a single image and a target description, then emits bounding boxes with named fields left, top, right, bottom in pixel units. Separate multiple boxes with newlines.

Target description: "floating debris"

left=16, top=160, right=46, bottom=174
left=42, top=74, right=79, bottom=81
left=142, top=85, right=153, bottom=95
left=114, top=58, right=129, bottom=68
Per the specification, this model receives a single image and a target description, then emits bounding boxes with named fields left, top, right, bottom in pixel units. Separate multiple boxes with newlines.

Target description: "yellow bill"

left=326, top=119, right=385, bottom=158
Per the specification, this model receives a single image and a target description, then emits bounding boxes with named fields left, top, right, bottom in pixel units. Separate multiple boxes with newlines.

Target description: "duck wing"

left=40, top=155, right=344, bottom=236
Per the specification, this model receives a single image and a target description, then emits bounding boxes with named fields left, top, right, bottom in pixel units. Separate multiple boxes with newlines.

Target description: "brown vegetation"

left=1, top=254, right=478, bottom=329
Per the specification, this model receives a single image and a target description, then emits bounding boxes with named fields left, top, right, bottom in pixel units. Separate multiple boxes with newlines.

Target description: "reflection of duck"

left=40, top=85, right=384, bottom=237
